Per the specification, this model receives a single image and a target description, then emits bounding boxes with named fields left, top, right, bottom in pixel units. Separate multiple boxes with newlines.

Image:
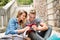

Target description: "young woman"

left=5, top=10, right=31, bottom=40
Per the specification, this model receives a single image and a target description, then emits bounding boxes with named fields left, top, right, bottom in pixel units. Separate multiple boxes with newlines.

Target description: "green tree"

left=0, top=0, right=10, bottom=7
left=17, top=0, right=33, bottom=5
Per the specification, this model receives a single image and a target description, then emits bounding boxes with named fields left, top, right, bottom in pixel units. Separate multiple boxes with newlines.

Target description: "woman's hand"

left=17, top=27, right=30, bottom=34
left=24, top=26, right=30, bottom=31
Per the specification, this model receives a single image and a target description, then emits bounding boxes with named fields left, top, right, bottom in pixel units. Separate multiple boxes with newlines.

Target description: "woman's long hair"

left=16, top=10, right=27, bottom=28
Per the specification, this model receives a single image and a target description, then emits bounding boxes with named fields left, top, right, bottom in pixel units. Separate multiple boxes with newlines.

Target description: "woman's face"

left=20, top=13, right=26, bottom=21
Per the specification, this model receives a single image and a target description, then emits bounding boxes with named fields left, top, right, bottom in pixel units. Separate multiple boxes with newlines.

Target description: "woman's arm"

left=5, top=18, right=18, bottom=35
left=5, top=18, right=30, bottom=35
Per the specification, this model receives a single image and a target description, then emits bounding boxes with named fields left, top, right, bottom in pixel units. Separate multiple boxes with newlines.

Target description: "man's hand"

left=32, top=25, right=38, bottom=31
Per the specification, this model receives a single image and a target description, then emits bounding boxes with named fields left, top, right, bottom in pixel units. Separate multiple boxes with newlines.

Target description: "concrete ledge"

left=3, top=0, right=15, bottom=11
left=0, top=8, right=5, bottom=15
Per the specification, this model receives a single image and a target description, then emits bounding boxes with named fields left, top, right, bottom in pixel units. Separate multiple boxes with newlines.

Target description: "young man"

left=25, top=9, right=48, bottom=40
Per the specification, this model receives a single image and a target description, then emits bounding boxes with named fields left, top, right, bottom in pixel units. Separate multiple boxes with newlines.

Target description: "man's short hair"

left=30, top=9, right=36, bottom=14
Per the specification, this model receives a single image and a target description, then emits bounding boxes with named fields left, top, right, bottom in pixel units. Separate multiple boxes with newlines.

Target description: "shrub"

left=0, top=0, right=10, bottom=7
left=17, top=0, right=33, bottom=5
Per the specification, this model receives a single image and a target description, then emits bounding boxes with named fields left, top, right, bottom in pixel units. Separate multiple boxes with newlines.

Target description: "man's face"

left=29, top=14, right=36, bottom=22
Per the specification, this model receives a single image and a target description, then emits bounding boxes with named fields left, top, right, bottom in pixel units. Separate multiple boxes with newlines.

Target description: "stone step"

left=52, top=27, right=60, bottom=32
left=0, top=27, right=6, bottom=33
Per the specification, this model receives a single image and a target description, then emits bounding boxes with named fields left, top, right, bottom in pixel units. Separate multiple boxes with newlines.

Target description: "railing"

left=0, top=0, right=17, bottom=33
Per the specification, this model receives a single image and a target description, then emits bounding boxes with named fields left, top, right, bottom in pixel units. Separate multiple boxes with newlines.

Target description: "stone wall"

left=47, top=0, right=60, bottom=28
left=33, top=0, right=47, bottom=23
left=33, top=0, right=60, bottom=28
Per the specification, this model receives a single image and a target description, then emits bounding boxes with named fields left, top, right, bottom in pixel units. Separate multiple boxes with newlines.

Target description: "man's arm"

left=37, top=22, right=48, bottom=31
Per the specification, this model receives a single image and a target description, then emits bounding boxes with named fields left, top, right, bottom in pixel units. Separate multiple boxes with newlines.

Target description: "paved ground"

left=51, top=30, right=60, bottom=37
left=0, top=30, right=60, bottom=38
